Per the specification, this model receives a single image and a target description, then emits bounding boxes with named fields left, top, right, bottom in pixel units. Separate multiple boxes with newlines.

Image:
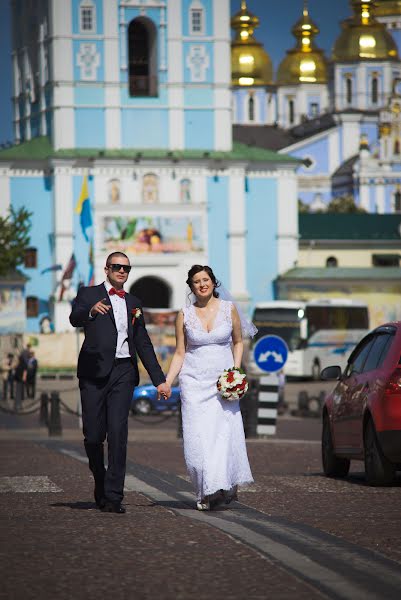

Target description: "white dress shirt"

left=104, top=280, right=130, bottom=358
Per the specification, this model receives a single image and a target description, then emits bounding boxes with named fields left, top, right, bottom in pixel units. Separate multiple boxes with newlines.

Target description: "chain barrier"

left=0, top=400, right=40, bottom=416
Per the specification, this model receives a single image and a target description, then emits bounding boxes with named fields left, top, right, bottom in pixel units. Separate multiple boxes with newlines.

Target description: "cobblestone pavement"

left=1, top=379, right=401, bottom=599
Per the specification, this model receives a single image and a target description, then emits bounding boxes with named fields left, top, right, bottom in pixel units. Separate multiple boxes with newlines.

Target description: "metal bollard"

left=39, top=392, right=49, bottom=426
left=48, top=391, right=62, bottom=436
left=240, top=378, right=259, bottom=439
left=256, top=374, right=279, bottom=436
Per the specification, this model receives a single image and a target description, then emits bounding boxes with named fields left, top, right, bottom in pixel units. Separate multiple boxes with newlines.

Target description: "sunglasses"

left=107, top=263, right=131, bottom=273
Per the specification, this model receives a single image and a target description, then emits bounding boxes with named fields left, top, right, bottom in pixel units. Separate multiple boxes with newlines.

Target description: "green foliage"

left=326, top=195, right=366, bottom=214
left=0, top=206, right=32, bottom=276
left=298, top=199, right=310, bottom=213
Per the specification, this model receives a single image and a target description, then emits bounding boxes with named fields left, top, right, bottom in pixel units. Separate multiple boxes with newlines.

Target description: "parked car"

left=131, top=384, right=180, bottom=415
left=321, top=323, right=401, bottom=486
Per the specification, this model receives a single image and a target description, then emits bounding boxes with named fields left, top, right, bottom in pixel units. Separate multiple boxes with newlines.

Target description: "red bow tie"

left=109, top=287, right=126, bottom=299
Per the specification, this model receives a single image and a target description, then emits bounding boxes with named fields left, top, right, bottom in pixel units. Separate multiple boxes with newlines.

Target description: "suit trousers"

left=79, top=358, right=136, bottom=504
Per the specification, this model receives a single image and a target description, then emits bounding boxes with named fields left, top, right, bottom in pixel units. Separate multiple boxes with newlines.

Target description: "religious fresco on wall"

left=142, top=173, right=159, bottom=204
left=108, top=178, right=120, bottom=204
left=280, top=284, right=401, bottom=330
left=180, top=178, right=192, bottom=203
left=0, top=286, right=25, bottom=334
left=102, top=215, right=203, bottom=254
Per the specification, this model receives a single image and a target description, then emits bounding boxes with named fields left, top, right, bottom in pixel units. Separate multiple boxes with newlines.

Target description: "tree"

left=326, top=195, right=366, bottom=214
left=298, top=198, right=310, bottom=213
left=0, top=206, right=32, bottom=276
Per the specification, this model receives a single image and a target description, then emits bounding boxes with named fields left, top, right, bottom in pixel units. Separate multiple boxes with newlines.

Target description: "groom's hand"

left=90, top=298, right=111, bottom=317
left=157, top=382, right=171, bottom=400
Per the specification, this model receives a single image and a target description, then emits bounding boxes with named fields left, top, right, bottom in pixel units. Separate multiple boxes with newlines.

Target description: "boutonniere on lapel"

left=131, top=307, right=142, bottom=325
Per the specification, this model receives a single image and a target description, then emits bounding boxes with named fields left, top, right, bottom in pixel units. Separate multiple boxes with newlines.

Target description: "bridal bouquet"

left=217, top=367, right=249, bottom=401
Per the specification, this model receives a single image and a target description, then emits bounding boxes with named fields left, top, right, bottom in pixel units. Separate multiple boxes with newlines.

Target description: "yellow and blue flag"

left=75, top=175, right=93, bottom=241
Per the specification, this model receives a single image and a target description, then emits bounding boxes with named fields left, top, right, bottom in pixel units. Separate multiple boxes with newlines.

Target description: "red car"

left=321, top=322, right=401, bottom=485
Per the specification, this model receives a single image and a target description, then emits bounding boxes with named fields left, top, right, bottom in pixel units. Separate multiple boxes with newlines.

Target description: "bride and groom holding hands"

left=70, top=252, right=254, bottom=514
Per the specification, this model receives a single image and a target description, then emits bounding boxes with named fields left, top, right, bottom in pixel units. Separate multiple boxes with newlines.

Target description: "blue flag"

left=75, top=176, right=93, bottom=241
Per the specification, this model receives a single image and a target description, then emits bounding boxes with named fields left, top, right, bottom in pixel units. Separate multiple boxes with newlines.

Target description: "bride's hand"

left=157, top=382, right=171, bottom=400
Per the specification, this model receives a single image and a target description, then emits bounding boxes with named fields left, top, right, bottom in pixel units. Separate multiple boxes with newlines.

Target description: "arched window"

left=346, top=77, right=353, bottom=104
left=394, top=139, right=400, bottom=155
left=24, top=247, right=37, bottom=269
left=128, top=18, right=158, bottom=97
left=26, top=296, right=39, bottom=318
left=326, top=256, right=338, bottom=268
left=189, top=1, right=205, bottom=35
left=130, top=277, right=172, bottom=308
left=395, top=190, right=401, bottom=212
left=372, top=76, right=378, bottom=104
left=79, top=0, right=96, bottom=33
left=289, top=99, right=295, bottom=125
left=248, top=95, right=255, bottom=121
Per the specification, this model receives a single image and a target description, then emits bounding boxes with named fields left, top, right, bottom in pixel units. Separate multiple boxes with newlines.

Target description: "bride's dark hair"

left=186, top=265, right=221, bottom=298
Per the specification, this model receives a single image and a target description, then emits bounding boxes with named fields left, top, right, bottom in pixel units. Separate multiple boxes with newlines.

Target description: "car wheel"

left=322, top=414, right=350, bottom=477
left=364, top=419, right=395, bottom=486
left=134, top=398, right=153, bottom=415
left=311, top=360, right=321, bottom=381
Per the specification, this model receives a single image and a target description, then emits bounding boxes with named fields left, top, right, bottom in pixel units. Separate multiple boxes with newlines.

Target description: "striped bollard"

left=257, top=374, right=278, bottom=436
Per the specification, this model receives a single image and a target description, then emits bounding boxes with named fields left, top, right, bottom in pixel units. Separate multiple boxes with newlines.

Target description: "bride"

left=166, top=265, right=254, bottom=510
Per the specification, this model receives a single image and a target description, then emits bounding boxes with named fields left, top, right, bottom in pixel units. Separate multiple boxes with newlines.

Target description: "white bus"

left=249, top=299, right=369, bottom=379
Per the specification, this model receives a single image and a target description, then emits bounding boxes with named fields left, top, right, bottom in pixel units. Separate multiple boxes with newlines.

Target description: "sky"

left=0, top=0, right=351, bottom=144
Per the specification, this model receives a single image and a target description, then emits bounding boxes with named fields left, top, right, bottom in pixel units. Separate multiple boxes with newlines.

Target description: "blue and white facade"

left=0, top=0, right=299, bottom=333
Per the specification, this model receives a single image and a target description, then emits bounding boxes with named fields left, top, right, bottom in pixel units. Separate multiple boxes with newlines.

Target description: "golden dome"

left=374, top=0, right=401, bottom=16
left=332, top=0, right=399, bottom=61
left=231, top=1, right=273, bottom=86
left=276, top=4, right=328, bottom=85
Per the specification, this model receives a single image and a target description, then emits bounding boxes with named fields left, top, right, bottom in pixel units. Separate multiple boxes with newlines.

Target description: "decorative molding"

left=186, top=45, right=209, bottom=82
left=77, top=43, right=100, bottom=81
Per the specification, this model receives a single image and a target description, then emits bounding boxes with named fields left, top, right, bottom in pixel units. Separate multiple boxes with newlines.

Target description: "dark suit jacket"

left=69, top=283, right=165, bottom=386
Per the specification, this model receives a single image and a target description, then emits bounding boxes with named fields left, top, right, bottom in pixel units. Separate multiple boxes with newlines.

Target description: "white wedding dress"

left=179, top=299, right=254, bottom=501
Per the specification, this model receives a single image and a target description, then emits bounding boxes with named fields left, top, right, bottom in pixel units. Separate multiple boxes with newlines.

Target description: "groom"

left=70, top=252, right=170, bottom=513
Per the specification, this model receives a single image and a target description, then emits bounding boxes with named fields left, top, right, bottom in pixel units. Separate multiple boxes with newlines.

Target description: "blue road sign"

left=253, top=335, right=289, bottom=373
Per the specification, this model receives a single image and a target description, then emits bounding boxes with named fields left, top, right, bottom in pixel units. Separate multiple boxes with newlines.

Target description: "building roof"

left=332, top=154, right=359, bottom=178
left=0, top=136, right=299, bottom=165
left=299, top=213, right=401, bottom=241
left=277, top=267, right=401, bottom=280
left=233, top=114, right=337, bottom=152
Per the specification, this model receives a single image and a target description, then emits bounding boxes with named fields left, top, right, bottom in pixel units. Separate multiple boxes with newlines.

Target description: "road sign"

left=253, top=335, right=289, bottom=373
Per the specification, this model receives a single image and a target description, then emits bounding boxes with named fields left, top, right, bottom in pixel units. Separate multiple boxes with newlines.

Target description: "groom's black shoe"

left=100, top=501, right=126, bottom=514
left=94, top=485, right=106, bottom=509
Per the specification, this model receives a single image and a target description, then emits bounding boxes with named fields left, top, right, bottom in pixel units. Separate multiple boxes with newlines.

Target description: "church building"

left=0, top=0, right=299, bottom=333
left=233, top=0, right=401, bottom=213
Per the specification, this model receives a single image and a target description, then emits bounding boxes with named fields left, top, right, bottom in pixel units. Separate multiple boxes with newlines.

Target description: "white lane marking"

left=111, top=473, right=379, bottom=600
left=0, top=476, right=62, bottom=493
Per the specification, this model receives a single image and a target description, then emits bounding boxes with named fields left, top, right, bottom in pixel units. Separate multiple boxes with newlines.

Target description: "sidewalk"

left=0, top=439, right=322, bottom=600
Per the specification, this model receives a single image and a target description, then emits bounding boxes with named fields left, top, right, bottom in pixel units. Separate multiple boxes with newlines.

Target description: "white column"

left=213, top=0, right=231, bottom=151
left=376, top=184, right=385, bottom=214
left=328, top=129, right=340, bottom=173
left=12, top=53, right=21, bottom=142
left=0, top=167, right=11, bottom=217
left=357, top=64, right=366, bottom=110
left=52, top=161, right=75, bottom=332
left=228, top=171, right=248, bottom=299
left=340, top=116, right=361, bottom=160
left=167, top=0, right=184, bottom=150
left=49, top=0, right=75, bottom=149
left=359, top=183, right=370, bottom=211
left=276, top=169, right=298, bottom=275
left=104, top=0, right=121, bottom=149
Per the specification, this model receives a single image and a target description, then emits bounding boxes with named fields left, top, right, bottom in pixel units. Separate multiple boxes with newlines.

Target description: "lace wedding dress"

left=179, top=299, right=254, bottom=501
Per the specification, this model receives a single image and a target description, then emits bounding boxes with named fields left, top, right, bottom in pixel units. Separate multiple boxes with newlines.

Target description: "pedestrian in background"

left=1, top=353, right=17, bottom=402
left=26, top=351, right=38, bottom=399
left=14, top=355, right=27, bottom=410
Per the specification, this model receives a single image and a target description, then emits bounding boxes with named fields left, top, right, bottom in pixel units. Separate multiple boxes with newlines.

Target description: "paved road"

left=1, top=379, right=401, bottom=599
